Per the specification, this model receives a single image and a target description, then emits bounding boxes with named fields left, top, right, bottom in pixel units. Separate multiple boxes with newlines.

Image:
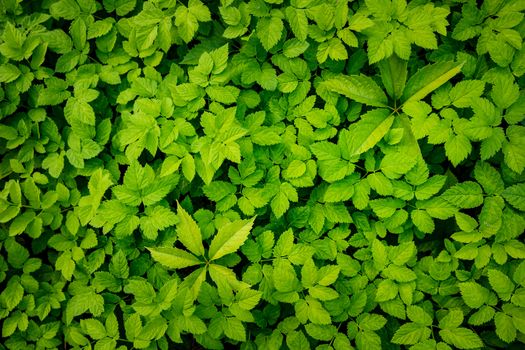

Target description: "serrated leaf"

left=257, top=16, right=284, bottom=51
left=392, top=323, right=430, bottom=345
left=147, top=247, right=202, bottom=269
left=439, top=328, right=483, bottom=349
left=340, top=109, right=395, bottom=157
left=176, top=204, right=205, bottom=257
left=208, top=217, right=255, bottom=261
left=321, top=75, right=388, bottom=107
left=494, top=312, right=516, bottom=343
left=442, top=182, right=484, bottom=209
left=488, top=269, right=514, bottom=301
left=402, top=61, right=463, bottom=104
left=459, top=282, right=489, bottom=308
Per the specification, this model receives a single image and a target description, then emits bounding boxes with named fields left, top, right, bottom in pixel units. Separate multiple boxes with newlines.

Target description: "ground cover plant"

left=1, top=0, right=525, bottom=349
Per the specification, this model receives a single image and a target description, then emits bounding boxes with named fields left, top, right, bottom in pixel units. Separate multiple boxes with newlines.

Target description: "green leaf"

left=359, top=314, right=387, bottom=331
left=474, top=162, right=504, bottom=195
left=371, top=239, right=388, bottom=270
left=321, top=75, right=388, bottom=107
left=488, top=269, right=515, bottom=301
left=383, top=265, right=417, bottom=282
left=445, top=134, right=472, bottom=166
left=415, top=176, right=447, bottom=200
left=442, top=182, right=484, bottom=209
left=175, top=6, right=199, bottom=43
left=286, top=7, right=308, bottom=41
left=147, top=247, right=202, bottom=269
left=80, top=319, right=107, bottom=340
left=439, top=328, right=483, bottom=349
left=176, top=204, right=205, bottom=257
left=402, top=61, right=463, bottom=104
left=378, top=54, right=408, bottom=101
left=407, top=305, right=433, bottom=326
left=103, top=0, right=136, bottom=16
left=340, top=109, right=395, bottom=157
left=257, top=16, right=284, bottom=51
left=439, top=309, right=463, bottom=329
left=224, top=317, right=246, bottom=342
left=188, top=0, right=211, bottom=21
left=392, top=323, right=431, bottom=345
left=494, top=312, right=516, bottom=343
left=503, top=125, right=525, bottom=173
left=236, top=288, right=261, bottom=310
left=356, top=330, right=382, bottom=350
left=140, top=206, right=178, bottom=240
left=305, top=297, right=331, bottom=325
left=50, top=0, right=80, bottom=19
left=459, top=282, right=489, bottom=308
left=0, top=63, right=21, bottom=83
left=375, top=279, right=398, bottom=302
left=411, top=209, right=435, bottom=233
left=208, top=217, right=255, bottom=261
left=305, top=323, right=337, bottom=341
left=286, top=330, right=310, bottom=349
left=109, top=250, right=129, bottom=279
left=449, top=80, right=485, bottom=108
left=502, top=183, right=525, bottom=211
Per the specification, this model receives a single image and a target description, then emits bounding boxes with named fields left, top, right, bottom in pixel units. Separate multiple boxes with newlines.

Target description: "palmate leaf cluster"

left=1, top=0, right=525, bottom=349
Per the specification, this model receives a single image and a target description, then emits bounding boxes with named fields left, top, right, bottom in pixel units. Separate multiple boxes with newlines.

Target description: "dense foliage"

left=1, top=0, right=525, bottom=349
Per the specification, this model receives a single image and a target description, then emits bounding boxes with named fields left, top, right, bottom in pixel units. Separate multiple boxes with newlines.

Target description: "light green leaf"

left=402, top=61, right=463, bottom=104
left=0, top=63, right=21, bottom=83
left=257, top=16, right=284, bottom=51
left=459, top=282, right=489, bottom=309
left=378, top=54, right=408, bottom=101
left=439, top=309, right=463, bottom=329
left=80, top=319, right=106, bottom=340
left=321, top=75, right=388, bottom=107
left=495, top=312, right=516, bottom=343
left=411, top=209, right=435, bottom=233
left=407, top=306, right=433, bottom=326
left=392, top=323, right=430, bottom=345
left=445, top=134, right=472, bottom=166
left=147, top=247, right=202, bottom=269
left=340, top=109, right=394, bottom=157
left=176, top=204, right=205, bottom=256
left=375, top=279, right=398, bottom=302
left=208, top=217, right=255, bottom=261
left=449, top=80, right=485, bottom=108
left=224, top=317, right=246, bottom=342
left=439, top=328, right=483, bottom=349
left=442, top=182, right=484, bottom=209
left=488, top=269, right=514, bottom=301
left=285, top=7, right=308, bottom=41
left=502, top=183, right=525, bottom=211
